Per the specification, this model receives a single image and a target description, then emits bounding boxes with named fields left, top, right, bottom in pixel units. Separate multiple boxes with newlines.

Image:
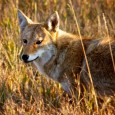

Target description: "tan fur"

left=18, top=10, right=115, bottom=97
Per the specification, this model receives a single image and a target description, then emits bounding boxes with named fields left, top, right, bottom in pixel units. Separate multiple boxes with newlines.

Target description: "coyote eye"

left=36, top=37, right=43, bottom=45
left=36, top=40, right=43, bottom=45
left=23, top=39, right=28, bottom=44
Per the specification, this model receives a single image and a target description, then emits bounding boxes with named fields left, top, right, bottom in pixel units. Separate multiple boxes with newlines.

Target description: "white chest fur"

left=33, top=45, right=55, bottom=76
left=33, top=61, right=46, bottom=76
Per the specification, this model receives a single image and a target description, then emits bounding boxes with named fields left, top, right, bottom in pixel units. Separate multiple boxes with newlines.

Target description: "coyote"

left=18, top=10, right=115, bottom=97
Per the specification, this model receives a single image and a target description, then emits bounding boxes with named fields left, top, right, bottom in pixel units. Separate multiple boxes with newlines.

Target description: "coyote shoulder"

left=18, top=10, right=115, bottom=97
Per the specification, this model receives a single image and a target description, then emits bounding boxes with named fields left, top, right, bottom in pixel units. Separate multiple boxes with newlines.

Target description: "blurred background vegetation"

left=0, top=0, right=115, bottom=114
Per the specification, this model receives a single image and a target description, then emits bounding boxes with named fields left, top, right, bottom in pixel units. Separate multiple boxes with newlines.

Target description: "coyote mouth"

left=23, top=56, right=39, bottom=63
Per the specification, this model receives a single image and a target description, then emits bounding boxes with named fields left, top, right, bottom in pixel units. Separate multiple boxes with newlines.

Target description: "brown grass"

left=0, top=0, right=115, bottom=114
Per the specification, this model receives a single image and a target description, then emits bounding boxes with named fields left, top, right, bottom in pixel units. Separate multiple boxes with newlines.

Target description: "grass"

left=0, top=0, right=115, bottom=114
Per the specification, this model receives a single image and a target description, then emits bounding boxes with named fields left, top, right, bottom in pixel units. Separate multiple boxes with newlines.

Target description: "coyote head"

left=18, top=10, right=59, bottom=63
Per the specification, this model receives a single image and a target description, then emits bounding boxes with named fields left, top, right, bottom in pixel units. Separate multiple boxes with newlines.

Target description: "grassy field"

left=0, top=0, right=115, bottom=114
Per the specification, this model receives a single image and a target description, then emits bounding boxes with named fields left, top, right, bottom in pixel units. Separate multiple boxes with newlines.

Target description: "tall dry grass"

left=0, top=0, right=115, bottom=114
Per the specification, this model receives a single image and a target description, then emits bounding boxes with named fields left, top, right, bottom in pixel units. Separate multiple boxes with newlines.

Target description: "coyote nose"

left=22, top=54, right=29, bottom=62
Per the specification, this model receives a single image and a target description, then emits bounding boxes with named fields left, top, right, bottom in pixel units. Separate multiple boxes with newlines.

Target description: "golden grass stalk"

left=69, top=0, right=98, bottom=111
left=103, top=13, right=115, bottom=72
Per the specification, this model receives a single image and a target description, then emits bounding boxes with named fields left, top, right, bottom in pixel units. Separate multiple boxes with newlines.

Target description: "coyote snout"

left=21, top=48, right=46, bottom=63
left=18, top=10, right=115, bottom=98
left=21, top=54, right=29, bottom=62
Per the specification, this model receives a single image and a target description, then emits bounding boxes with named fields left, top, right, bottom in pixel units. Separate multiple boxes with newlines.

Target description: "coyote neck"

left=43, top=30, right=91, bottom=82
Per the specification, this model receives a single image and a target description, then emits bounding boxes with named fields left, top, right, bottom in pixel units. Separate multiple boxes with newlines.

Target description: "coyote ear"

left=46, top=11, right=59, bottom=32
left=18, top=9, right=33, bottom=31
